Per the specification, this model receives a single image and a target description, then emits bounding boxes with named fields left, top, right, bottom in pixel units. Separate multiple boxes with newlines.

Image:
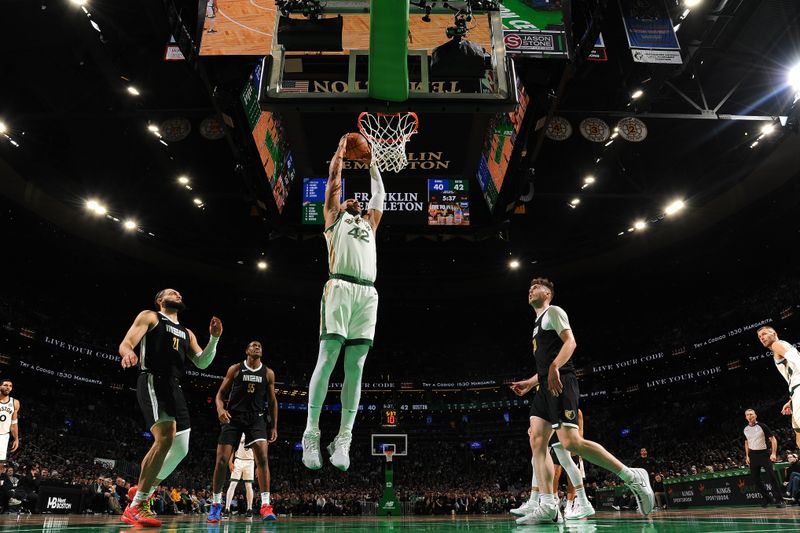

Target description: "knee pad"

left=157, top=428, right=190, bottom=480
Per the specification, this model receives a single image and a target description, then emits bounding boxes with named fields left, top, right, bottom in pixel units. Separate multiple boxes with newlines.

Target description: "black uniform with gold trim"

left=529, top=305, right=580, bottom=429
left=135, top=312, right=192, bottom=431
left=218, top=361, right=270, bottom=446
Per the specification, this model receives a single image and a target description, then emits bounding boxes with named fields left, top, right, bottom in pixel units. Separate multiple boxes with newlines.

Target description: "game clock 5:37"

left=428, top=179, right=469, bottom=226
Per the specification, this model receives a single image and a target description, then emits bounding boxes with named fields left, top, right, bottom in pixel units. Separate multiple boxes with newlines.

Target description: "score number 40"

left=432, top=182, right=465, bottom=191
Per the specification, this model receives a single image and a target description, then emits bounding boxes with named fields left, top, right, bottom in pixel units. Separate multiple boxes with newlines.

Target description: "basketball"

left=344, top=132, right=371, bottom=162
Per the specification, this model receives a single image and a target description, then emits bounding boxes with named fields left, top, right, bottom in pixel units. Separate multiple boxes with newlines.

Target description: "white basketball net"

left=358, top=112, right=419, bottom=173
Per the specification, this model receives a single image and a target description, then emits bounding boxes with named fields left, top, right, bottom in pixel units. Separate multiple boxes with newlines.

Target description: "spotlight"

left=178, top=176, right=190, bottom=185
left=684, top=0, right=702, bottom=6
left=664, top=199, right=685, bottom=216
left=787, top=63, right=800, bottom=92
left=631, top=89, right=644, bottom=100
left=147, top=124, right=159, bottom=133
left=570, top=198, right=581, bottom=206
left=583, top=176, right=595, bottom=185
left=257, top=261, right=268, bottom=270
left=0, top=122, right=6, bottom=134
left=193, top=198, right=203, bottom=205
left=750, top=141, right=759, bottom=149
left=633, top=220, right=647, bottom=230
left=86, top=199, right=99, bottom=211
left=70, top=0, right=88, bottom=5
left=123, top=219, right=137, bottom=231
left=127, top=86, right=140, bottom=96
left=509, top=259, right=520, bottom=269
left=760, top=123, right=776, bottom=135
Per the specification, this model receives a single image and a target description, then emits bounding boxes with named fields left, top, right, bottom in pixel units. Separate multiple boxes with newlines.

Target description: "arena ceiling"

left=1, top=0, right=799, bottom=296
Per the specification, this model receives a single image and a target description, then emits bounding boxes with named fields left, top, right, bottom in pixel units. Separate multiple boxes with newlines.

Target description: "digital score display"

left=427, top=179, right=469, bottom=226
left=302, top=178, right=469, bottom=226
left=382, top=408, right=398, bottom=428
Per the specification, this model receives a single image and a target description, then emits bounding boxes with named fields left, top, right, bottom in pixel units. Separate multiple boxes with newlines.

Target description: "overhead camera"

left=446, top=13, right=470, bottom=40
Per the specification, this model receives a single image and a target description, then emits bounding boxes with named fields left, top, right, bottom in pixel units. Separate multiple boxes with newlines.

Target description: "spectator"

left=784, top=453, right=800, bottom=504
left=653, top=474, right=666, bottom=510
left=632, top=448, right=657, bottom=480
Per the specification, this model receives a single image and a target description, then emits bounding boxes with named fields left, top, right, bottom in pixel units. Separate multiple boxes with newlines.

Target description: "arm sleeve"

left=546, top=306, right=571, bottom=335
left=759, top=423, right=773, bottom=439
left=368, top=163, right=386, bottom=212
left=192, top=335, right=219, bottom=369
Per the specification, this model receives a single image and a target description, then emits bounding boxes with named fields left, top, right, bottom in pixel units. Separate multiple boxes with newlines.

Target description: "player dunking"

left=758, top=326, right=800, bottom=450
left=302, top=135, right=385, bottom=471
left=511, top=278, right=653, bottom=524
left=208, top=341, right=278, bottom=522
left=0, top=380, right=20, bottom=464
left=119, top=288, right=222, bottom=527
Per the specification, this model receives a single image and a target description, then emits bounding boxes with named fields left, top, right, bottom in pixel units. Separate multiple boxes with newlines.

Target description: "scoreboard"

left=427, top=179, right=469, bottom=226
left=302, top=177, right=470, bottom=226
left=382, top=408, right=398, bottom=428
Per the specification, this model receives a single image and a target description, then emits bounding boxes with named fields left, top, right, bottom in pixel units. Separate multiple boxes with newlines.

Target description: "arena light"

left=0, top=122, right=6, bottom=134
left=684, top=0, right=702, bottom=7
left=581, top=176, right=595, bottom=189
left=631, top=89, right=644, bottom=100
left=750, top=140, right=759, bottom=149
left=127, top=86, right=140, bottom=96
left=664, top=199, right=685, bottom=216
left=177, top=176, right=190, bottom=185
left=570, top=198, right=581, bottom=206
left=70, top=0, right=88, bottom=5
left=633, top=219, right=647, bottom=231
left=509, top=259, right=520, bottom=269
left=193, top=197, right=203, bottom=206
left=86, top=199, right=107, bottom=216
left=788, top=63, right=800, bottom=92
left=761, top=123, right=776, bottom=135
left=257, top=261, right=268, bottom=270
left=86, top=199, right=99, bottom=211
left=123, top=219, right=137, bottom=231
left=147, top=124, right=160, bottom=135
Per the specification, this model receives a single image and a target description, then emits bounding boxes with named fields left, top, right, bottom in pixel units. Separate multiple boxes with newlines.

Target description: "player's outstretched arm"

left=268, top=368, right=278, bottom=442
left=119, top=310, right=158, bottom=369
left=216, top=363, right=239, bottom=425
left=188, top=316, right=223, bottom=369
left=365, top=161, right=385, bottom=231
left=324, top=135, right=348, bottom=229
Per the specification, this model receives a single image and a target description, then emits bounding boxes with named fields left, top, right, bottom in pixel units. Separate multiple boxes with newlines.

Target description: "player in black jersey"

left=510, top=278, right=653, bottom=525
left=208, top=340, right=278, bottom=522
left=119, top=288, right=223, bottom=527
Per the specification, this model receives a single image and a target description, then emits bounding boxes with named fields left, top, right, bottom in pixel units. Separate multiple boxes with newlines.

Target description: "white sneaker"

left=510, top=498, right=538, bottom=516
left=515, top=503, right=560, bottom=525
left=564, top=499, right=595, bottom=520
left=302, top=429, right=322, bottom=469
left=328, top=431, right=352, bottom=471
left=625, top=467, right=655, bottom=516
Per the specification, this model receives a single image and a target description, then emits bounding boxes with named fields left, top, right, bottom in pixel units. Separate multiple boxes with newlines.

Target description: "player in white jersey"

left=758, top=326, right=800, bottom=449
left=224, top=435, right=255, bottom=518
left=302, top=135, right=384, bottom=472
left=0, top=380, right=20, bottom=463
left=206, top=0, right=217, bottom=33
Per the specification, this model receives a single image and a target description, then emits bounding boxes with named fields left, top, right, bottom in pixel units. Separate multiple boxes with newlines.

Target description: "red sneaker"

left=259, top=503, right=276, bottom=521
left=127, top=485, right=138, bottom=502
left=121, top=502, right=162, bottom=527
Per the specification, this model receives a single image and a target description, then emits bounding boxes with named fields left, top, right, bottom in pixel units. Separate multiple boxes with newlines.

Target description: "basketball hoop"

left=357, top=112, right=419, bottom=173
left=383, top=449, right=395, bottom=463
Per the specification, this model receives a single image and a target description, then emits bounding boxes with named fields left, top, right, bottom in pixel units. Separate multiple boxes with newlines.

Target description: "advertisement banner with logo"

left=38, top=486, right=84, bottom=514
left=619, top=0, right=683, bottom=64
left=666, top=468, right=784, bottom=507
left=501, top=0, right=570, bottom=58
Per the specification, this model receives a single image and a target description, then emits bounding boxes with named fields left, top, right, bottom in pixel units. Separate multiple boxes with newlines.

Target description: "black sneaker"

left=221, top=508, right=231, bottom=519
left=775, top=501, right=786, bottom=508
left=245, top=509, right=253, bottom=519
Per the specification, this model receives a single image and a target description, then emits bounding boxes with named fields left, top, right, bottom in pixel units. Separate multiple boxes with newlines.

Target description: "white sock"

left=529, top=490, right=539, bottom=503
left=245, top=483, right=253, bottom=510
left=225, top=482, right=237, bottom=511
left=539, top=493, right=558, bottom=507
left=575, top=487, right=589, bottom=505
left=618, top=466, right=635, bottom=482
left=213, top=492, right=222, bottom=505
left=132, top=489, right=150, bottom=506
left=261, top=492, right=270, bottom=505
left=306, top=341, right=342, bottom=433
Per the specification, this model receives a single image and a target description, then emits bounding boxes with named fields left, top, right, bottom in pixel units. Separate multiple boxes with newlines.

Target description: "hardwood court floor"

left=200, top=0, right=491, bottom=56
left=3, top=507, right=800, bottom=532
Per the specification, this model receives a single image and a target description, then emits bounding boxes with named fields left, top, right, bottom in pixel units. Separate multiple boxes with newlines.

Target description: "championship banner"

left=619, top=0, right=683, bottom=64
left=500, top=0, right=570, bottom=59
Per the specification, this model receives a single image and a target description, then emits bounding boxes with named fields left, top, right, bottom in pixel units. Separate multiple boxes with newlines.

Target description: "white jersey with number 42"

left=325, top=211, right=377, bottom=283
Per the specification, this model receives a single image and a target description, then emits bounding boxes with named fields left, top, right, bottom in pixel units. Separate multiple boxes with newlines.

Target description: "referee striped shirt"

left=743, top=422, right=773, bottom=451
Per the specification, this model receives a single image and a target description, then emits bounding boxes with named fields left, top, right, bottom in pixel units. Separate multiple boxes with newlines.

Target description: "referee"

left=743, top=409, right=785, bottom=508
